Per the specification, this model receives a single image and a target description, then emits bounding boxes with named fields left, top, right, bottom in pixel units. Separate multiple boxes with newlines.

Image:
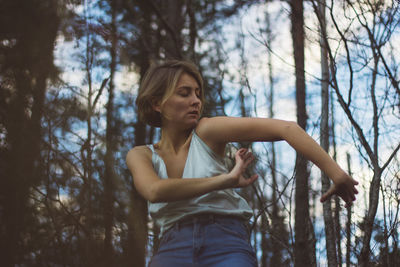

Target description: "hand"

left=320, top=172, right=359, bottom=208
left=227, top=148, right=259, bottom=188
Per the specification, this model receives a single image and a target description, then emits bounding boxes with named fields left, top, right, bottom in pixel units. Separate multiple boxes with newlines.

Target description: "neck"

left=157, top=124, right=193, bottom=154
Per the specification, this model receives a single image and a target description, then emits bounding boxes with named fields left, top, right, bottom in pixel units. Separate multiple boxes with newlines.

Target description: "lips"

left=188, top=110, right=199, bottom=116
left=188, top=110, right=200, bottom=118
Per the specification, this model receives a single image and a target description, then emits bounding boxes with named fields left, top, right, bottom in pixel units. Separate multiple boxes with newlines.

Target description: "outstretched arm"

left=196, top=117, right=359, bottom=206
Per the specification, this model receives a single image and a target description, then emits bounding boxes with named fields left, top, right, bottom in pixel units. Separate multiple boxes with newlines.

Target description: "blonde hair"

left=136, top=60, right=204, bottom=127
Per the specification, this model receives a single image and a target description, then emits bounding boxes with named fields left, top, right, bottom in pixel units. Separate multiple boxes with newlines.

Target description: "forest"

left=0, top=0, right=399, bottom=266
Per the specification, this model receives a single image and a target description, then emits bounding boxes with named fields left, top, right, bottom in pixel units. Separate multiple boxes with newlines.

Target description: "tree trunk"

left=126, top=118, right=148, bottom=267
left=82, top=11, right=97, bottom=264
left=330, top=88, right=343, bottom=267
left=346, top=153, right=352, bottom=267
left=359, top=42, right=381, bottom=267
left=103, top=0, right=118, bottom=265
left=127, top=54, right=150, bottom=266
left=291, top=0, right=314, bottom=265
left=265, top=8, right=285, bottom=265
left=261, top=213, right=268, bottom=267
left=0, top=1, right=59, bottom=265
left=128, top=185, right=148, bottom=267
left=318, top=1, right=338, bottom=266
left=156, top=0, right=184, bottom=59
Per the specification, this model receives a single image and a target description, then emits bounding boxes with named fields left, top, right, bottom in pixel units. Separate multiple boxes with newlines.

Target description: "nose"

left=190, top=92, right=201, bottom=106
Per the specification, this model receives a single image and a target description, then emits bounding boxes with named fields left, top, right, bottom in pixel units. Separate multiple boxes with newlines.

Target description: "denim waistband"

left=174, top=213, right=247, bottom=229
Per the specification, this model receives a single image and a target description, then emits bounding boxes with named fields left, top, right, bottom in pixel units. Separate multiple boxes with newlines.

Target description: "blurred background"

left=0, top=0, right=399, bottom=266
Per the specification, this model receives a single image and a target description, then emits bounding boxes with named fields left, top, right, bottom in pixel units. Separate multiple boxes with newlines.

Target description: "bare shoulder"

left=195, top=117, right=210, bottom=130
left=196, top=116, right=238, bottom=141
left=195, top=117, right=226, bottom=155
left=126, top=145, right=152, bottom=164
left=195, top=117, right=214, bottom=140
left=195, top=117, right=222, bottom=136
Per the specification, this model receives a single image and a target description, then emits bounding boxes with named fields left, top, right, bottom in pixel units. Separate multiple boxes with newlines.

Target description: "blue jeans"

left=149, top=214, right=257, bottom=267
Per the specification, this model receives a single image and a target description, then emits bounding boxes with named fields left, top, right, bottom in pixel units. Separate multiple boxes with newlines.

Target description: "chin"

left=183, top=119, right=199, bottom=130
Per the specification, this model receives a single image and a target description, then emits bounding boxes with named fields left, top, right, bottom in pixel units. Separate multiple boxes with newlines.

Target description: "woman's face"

left=155, top=72, right=202, bottom=128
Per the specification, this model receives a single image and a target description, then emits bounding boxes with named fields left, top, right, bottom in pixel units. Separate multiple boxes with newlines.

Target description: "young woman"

left=126, top=60, right=358, bottom=266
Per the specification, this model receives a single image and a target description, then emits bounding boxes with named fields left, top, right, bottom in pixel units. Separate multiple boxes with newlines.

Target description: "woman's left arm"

left=196, top=117, right=358, bottom=206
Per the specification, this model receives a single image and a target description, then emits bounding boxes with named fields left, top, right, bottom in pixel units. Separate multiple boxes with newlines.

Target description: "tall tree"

left=119, top=2, right=153, bottom=266
left=291, top=0, right=315, bottom=265
left=330, top=85, right=343, bottom=266
left=102, top=0, right=119, bottom=265
left=346, top=153, right=353, bottom=267
left=314, top=0, right=338, bottom=266
left=264, top=5, right=290, bottom=266
left=0, top=1, right=60, bottom=265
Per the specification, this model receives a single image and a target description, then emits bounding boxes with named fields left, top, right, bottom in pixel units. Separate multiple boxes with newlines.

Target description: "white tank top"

left=147, top=131, right=253, bottom=236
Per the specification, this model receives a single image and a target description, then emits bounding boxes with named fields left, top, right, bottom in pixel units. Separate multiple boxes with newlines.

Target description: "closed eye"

left=178, top=89, right=189, bottom=97
left=177, top=86, right=201, bottom=99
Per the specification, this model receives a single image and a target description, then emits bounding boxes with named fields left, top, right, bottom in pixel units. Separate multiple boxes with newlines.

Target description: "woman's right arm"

left=126, top=146, right=258, bottom=203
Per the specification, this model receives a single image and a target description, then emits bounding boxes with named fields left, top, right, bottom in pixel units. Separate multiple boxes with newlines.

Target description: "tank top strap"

left=146, top=144, right=155, bottom=153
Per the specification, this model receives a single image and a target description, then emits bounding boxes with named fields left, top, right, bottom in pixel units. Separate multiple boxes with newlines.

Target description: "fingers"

left=233, top=148, right=258, bottom=188
left=245, top=174, right=259, bottom=186
left=344, top=190, right=355, bottom=207
left=249, top=174, right=259, bottom=183
left=320, top=182, right=358, bottom=208
left=320, top=186, right=335, bottom=203
left=347, top=180, right=359, bottom=201
left=237, top=173, right=259, bottom=188
left=236, top=148, right=254, bottom=162
left=353, top=180, right=359, bottom=195
left=345, top=200, right=353, bottom=208
left=235, top=148, right=246, bottom=162
left=344, top=194, right=354, bottom=207
left=236, top=148, right=249, bottom=159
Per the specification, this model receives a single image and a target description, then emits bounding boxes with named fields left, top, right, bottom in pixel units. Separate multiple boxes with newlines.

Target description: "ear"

left=151, top=98, right=161, bottom=113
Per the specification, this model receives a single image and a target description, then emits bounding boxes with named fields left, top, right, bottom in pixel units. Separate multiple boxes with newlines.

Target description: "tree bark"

left=265, top=8, right=286, bottom=265
left=127, top=56, right=150, bottom=267
left=317, top=1, right=338, bottom=266
left=0, top=1, right=59, bottom=265
left=291, top=0, right=314, bottom=265
left=346, top=153, right=352, bottom=267
left=103, top=0, right=118, bottom=265
left=359, top=33, right=381, bottom=266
